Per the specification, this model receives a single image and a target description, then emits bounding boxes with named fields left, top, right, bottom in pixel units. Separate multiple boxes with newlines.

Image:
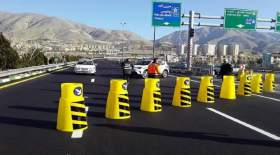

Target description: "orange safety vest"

left=148, top=63, right=159, bottom=75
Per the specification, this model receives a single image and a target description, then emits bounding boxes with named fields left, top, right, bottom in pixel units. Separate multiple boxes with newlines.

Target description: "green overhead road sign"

left=224, top=8, right=257, bottom=30
left=275, top=12, right=280, bottom=32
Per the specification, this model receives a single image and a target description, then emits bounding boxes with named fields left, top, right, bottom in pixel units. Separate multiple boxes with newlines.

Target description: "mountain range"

left=157, top=27, right=280, bottom=53
left=1, top=11, right=280, bottom=53
left=0, top=11, right=151, bottom=45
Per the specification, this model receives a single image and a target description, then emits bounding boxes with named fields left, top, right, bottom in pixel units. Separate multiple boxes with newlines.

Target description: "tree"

left=0, top=32, right=19, bottom=70
left=17, top=48, right=48, bottom=67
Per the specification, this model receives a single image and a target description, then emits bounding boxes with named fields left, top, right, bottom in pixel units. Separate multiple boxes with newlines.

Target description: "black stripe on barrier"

left=181, top=91, right=191, bottom=96
left=119, top=97, right=129, bottom=103
left=181, top=96, right=191, bottom=102
left=244, top=91, right=251, bottom=95
left=245, top=88, right=251, bottom=91
left=71, top=106, right=86, bottom=113
left=73, top=124, right=87, bottom=130
left=154, top=106, right=161, bottom=110
left=181, top=101, right=190, bottom=106
left=207, top=88, right=214, bottom=93
left=122, top=94, right=128, bottom=96
left=154, top=100, right=162, bottom=105
left=72, top=115, right=87, bottom=121
left=153, top=93, right=161, bottom=98
left=119, top=105, right=130, bottom=110
left=119, top=112, right=130, bottom=117
left=207, top=93, right=215, bottom=98
left=207, top=97, right=214, bottom=102
left=244, top=84, right=251, bottom=87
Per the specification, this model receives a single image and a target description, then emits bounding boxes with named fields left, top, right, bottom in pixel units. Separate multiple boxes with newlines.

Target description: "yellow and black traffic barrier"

left=237, top=74, right=252, bottom=96
left=172, top=77, right=191, bottom=108
left=57, top=83, right=88, bottom=132
left=140, top=78, right=162, bottom=112
left=106, top=80, right=131, bottom=119
left=264, top=73, right=276, bottom=92
left=197, top=76, right=214, bottom=103
left=220, top=76, right=236, bottom=100
left=251, top=73, right=263, bottom=94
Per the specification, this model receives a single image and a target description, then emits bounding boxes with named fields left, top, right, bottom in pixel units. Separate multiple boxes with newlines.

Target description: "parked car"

left=133, top=59, right=169, bottom=78
left=74, top=59, right=97, bottom=75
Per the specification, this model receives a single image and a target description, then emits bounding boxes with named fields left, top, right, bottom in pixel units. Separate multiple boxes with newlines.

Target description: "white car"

left=74, top=60, right=97, bottom=75
left=133, top=59, right=169, bottom=78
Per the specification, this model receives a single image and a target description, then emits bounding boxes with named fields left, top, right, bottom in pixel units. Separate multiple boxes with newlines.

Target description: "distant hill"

left=157, top=27, right=280, bottom=53
left=0, top=11, right=151, bottom=45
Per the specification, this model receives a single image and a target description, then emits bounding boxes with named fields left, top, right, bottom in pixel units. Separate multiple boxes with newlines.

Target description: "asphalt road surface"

left=0, top=59, right=279, bottom=155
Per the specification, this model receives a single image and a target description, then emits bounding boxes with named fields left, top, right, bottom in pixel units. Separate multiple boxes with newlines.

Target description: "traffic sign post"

left=152, top=2, right=181, bottom=27
left=224, top=8, right=257, bottom=30
left=275, top=12, right=280, bottom=32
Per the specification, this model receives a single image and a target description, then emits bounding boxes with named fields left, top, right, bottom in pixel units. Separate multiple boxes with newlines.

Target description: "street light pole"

left=120, top=22, right=127, bottom=62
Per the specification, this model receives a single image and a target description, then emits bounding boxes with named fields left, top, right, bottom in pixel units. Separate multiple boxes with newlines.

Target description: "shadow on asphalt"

left=95, top=124, right=280, bottom=148
left=8, top=105, right=107, bottom=119
left=0, top=116, right=56, bottom=130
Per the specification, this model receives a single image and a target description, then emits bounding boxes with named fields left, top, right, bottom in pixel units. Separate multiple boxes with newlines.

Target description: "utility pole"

left=187, top=10, right=195, bottom=71
left=153, top=27, right=156, bottom=58
left=120, top=22, right=127, bottom=62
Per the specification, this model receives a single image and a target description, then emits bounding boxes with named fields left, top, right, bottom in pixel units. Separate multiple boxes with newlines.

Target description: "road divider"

left=57, top=83, right=88, bottom=137
left=220, top=76, right=236, bottom=100
left=197, top=76, right=215, bottom=103
left=141, top=78, right=162, bottom=112
left=264, top=73, right=276, bottom=92
left=106, top=80, right=131, bottom=119
left=251, top=73, right=263, bottom=94
left=172, top=77, right=191, bottom=108
left=237, top=74, right=252, bottom=96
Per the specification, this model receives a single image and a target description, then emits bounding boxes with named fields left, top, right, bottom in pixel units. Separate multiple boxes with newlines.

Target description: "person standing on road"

left=219, top=60, right=233, bottom=78
left=121, top=58, right=133, bottom=80
left=147, top=58, right=160, bottom=78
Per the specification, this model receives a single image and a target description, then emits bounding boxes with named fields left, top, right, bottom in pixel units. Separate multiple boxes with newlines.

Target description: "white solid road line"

left=207, top=108, right=280, bottom=141
left=252, top=94, right=280, bottom=102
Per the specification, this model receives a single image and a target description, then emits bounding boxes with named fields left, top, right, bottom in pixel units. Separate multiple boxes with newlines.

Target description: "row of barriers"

left=55, top=73, right=276, bottom=134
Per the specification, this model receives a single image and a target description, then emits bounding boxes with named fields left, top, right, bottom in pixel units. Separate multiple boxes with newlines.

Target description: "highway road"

left=0, top=59, right=279, bottom=155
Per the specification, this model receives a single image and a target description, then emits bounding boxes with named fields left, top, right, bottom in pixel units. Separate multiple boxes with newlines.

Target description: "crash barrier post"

left=197, top=76, right=214, bottom=103
left=140, top=78, right=162, bottom=112
left=220, top=76, right=236, bottom=100
left=172, top=77, right=191, bottom=108
left=237, top=74, right=252, bottom=96
left=251, top=73, right=263, bottom=94
left=264, top=73, right=276, bottom=92
left=57, top=83, right=88, bottom=132
left=106, top=80, right=131, bottom=119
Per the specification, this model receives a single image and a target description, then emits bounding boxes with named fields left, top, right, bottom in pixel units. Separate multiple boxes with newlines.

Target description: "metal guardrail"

left=0, top=62, right=76, bottom=84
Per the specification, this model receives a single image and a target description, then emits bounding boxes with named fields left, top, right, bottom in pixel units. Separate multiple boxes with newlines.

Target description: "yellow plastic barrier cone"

left=264, top=73, right=276, bottom=92
left=106, top=80, right=131, bottom=119
left=197, top=76, right=214, bottom=103
left=172, top=77, right=191, bottom=108
left=57, top=83, right=88, bottom=132
left=220, top=76, right=236, bottom=100
left=237, top=74, right=252, bottom=96
left=140, top=78, right=162, bottom=112
left=251, top=73, right=263, bottom=94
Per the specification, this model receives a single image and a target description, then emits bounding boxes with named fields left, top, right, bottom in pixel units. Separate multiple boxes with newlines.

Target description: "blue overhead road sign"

left=152, top=2, right=181, bottom=27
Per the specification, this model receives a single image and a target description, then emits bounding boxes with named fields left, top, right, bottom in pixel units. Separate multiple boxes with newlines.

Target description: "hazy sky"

left=0, top=0, right=279, bottom=40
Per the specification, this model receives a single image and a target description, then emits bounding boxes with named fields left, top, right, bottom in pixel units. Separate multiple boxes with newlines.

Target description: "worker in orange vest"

left=148, top=58, right=160, bottom=78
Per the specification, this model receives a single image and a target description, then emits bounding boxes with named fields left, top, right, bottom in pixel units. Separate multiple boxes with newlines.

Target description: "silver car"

left=74, top=60, right=97, bottom=75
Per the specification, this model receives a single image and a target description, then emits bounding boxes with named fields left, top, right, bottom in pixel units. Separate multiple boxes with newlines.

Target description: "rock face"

left=157, top=27, right=280, bottom=53
left=0, top=11, right=151, bottom=45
